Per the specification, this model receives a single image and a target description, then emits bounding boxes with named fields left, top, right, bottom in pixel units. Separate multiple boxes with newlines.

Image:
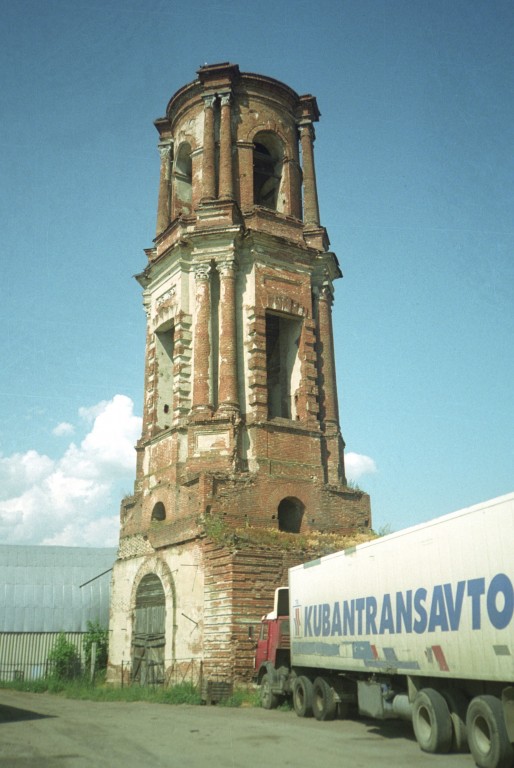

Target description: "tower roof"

left=157, top=62, right=319, bottom=132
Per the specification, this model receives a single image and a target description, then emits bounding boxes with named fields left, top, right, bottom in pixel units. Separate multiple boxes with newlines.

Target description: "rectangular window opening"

left=155, top=324, right=175, bottom=428
left=266, top=312, right=302, bottom=419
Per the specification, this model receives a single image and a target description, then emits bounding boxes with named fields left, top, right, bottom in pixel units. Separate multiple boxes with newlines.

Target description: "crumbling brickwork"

left=108, top=63, right=371, bottom=686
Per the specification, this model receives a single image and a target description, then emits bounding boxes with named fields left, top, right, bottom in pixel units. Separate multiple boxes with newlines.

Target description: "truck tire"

left=466, top=695, right=514, bottom=768
left=260, top=673, right=279, bottom=710
left=312, top=677, right=337, bottom=721
left=441, top=688, right=470, bottom=753
left=292, top=676, right=313, bottom=718
left=412, top=688, right=452, bottom=754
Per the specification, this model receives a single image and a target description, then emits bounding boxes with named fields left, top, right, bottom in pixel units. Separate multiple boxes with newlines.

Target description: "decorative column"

left=140, top=293, right=154, bottom=440
left=192, top=264, right=212, bottom=411
left=201, top=95, right=216, bottom=201
left=316, top=283, right=346, bottom=484
left=299, top=123, right=320, bottom=227
left=285, top=156, right=303, bottom=219
left=156, top=140, right=173, bottom=234
left=316, top=284, right=339, bottom=427
left=217, top=260, right=239, bottom=411
left=218, top=93, right=233, bottom=200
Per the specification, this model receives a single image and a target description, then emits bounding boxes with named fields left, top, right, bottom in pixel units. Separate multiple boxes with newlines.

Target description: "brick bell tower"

left=108, top=64, right=371, bottom=686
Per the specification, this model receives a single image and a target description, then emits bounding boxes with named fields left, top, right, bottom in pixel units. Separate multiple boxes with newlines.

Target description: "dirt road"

left=0, top=689, right=472, bottom=768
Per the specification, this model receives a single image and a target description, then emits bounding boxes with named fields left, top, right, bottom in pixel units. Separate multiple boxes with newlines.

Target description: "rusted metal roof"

left=0, top=545, right=117, bottom=632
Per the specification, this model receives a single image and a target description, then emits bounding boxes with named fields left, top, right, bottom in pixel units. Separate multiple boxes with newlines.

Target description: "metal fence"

left=118, top=658, right=235, bottom=703
left=119, top=658, right=207, bottom=688
left=0, top=644, right=235, bottom=704
left=0, top=632, right=87, bottom=682
left=0, top=659, right=75, bottom=682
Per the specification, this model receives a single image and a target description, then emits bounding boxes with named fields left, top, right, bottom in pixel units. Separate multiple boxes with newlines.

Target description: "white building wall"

left=108, top=537, right=205, bottom=684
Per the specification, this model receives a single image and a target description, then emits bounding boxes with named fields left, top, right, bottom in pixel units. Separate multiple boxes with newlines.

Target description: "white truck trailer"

left=255, top=493, right=514, bottom=768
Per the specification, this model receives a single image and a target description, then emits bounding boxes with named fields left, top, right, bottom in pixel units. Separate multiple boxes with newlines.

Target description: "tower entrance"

left=132, top=574, right=165, bottom=685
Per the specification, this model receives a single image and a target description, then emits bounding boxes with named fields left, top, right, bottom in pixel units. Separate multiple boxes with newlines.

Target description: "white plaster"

left=108, top=542, right=205, bottom=681
left=178, top=431, right=188, bottom=463
left=195, top=430, right=229, bottom=454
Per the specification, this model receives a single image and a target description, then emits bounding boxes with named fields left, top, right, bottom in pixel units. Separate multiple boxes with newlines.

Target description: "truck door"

left=255, top=620, right=272, bottom=673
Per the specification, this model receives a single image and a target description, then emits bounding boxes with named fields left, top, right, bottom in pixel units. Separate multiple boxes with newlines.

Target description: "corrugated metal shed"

left=0, top=545, right=117, bottom=632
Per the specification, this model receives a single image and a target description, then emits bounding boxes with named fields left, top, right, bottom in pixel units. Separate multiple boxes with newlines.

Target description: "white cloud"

left=345, top=452, right=377, bottom=481
left=0, top=450, right=55, bottom=500
left=52, top=422, right=75, bottom=437
left=0, top=395, right=141, bottom=547
left=79, top=394, right=141, bottom=472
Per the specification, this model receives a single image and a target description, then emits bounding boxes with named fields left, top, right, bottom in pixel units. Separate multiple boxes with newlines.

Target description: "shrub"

left=83, top=620, right=109, bottom=670
left=47, top=633, right=81, bottom=680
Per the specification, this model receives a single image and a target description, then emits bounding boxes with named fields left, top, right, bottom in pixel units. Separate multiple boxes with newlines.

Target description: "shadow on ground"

left=0, top=703, right=54, bottom=723
left=363, top=717, right=416, bottom=741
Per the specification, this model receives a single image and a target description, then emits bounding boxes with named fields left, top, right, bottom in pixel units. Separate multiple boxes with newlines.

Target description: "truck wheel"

left=312, top=677, right=337, bottom=721
left=412, top=688, right=452, bottom=754
left=441, top=688, right=470, bottom=753
left=260, top=673, right=279, bottom=710
left=292, top=676, right=313, bottom=718
left=466, top=695, right=514, bottom=768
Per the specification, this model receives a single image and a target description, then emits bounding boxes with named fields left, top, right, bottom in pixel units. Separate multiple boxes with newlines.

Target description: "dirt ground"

left=0, top=689, right=473, bottom=768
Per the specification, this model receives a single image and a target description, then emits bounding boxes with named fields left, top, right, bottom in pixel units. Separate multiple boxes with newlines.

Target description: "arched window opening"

left=278, top=497, right=305, bottom=533
left=174, top=142, right=192, bottom=215
left=253, top=133, right=283, bottom=211
left=151, top=502, right=166, bottom=521
left=132, top=573, right=165, bottom=684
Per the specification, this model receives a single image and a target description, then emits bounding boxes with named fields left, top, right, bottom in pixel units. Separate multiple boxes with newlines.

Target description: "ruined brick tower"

left=108, top=63, right=371, bottom=685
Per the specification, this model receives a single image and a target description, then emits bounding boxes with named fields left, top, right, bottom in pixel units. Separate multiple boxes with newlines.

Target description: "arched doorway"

left=132, top=573, right=166, bottom=684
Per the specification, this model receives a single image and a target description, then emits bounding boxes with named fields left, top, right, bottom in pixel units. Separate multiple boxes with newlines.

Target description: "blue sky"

left=0, top=0, right=512, bottom=545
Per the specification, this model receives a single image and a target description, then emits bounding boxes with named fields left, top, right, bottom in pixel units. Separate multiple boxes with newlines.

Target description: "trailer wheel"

left=466, top=695, right=514, bottom=768
left=292, top=676, right=313, bottom=718
left=260, top=673, right=279, bottom=710
left=412, top=688, right=452, bottom=754
left=312, top=677, right=337, bottom=721
left=441, top=688, right=470, bottom=753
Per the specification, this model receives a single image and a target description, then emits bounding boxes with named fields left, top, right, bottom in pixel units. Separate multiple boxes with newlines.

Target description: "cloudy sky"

left=0, top=0, right=512, bottom=546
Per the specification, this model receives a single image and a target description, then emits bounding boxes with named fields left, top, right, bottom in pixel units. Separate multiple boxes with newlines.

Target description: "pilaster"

left=217, top=259, right=239, bottom=412
left=192, top=263, right=213, bottom=412
left=201, top=95, right=216, bottom=201
left=218, top=93, right=234, bottom=200
left=156, top=140, right=173, bottom=234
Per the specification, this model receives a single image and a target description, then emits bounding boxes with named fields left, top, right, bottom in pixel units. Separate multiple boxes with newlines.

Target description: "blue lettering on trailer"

left=301, top=573, right=513, bottom=638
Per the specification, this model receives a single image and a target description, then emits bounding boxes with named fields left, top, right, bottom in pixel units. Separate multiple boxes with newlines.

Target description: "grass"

left=217, top=687, right=261, bottom=708
left=0, top=676, right=261, bottom=708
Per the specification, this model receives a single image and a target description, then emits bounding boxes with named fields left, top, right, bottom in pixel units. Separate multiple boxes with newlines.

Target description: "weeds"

left=202, top=515, right=375, bottom=557
left=217, top=687, right=261, bottom=708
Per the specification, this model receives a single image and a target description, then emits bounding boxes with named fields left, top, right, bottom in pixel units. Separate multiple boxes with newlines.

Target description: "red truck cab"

left=254, top=587, right=291, bottom=681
